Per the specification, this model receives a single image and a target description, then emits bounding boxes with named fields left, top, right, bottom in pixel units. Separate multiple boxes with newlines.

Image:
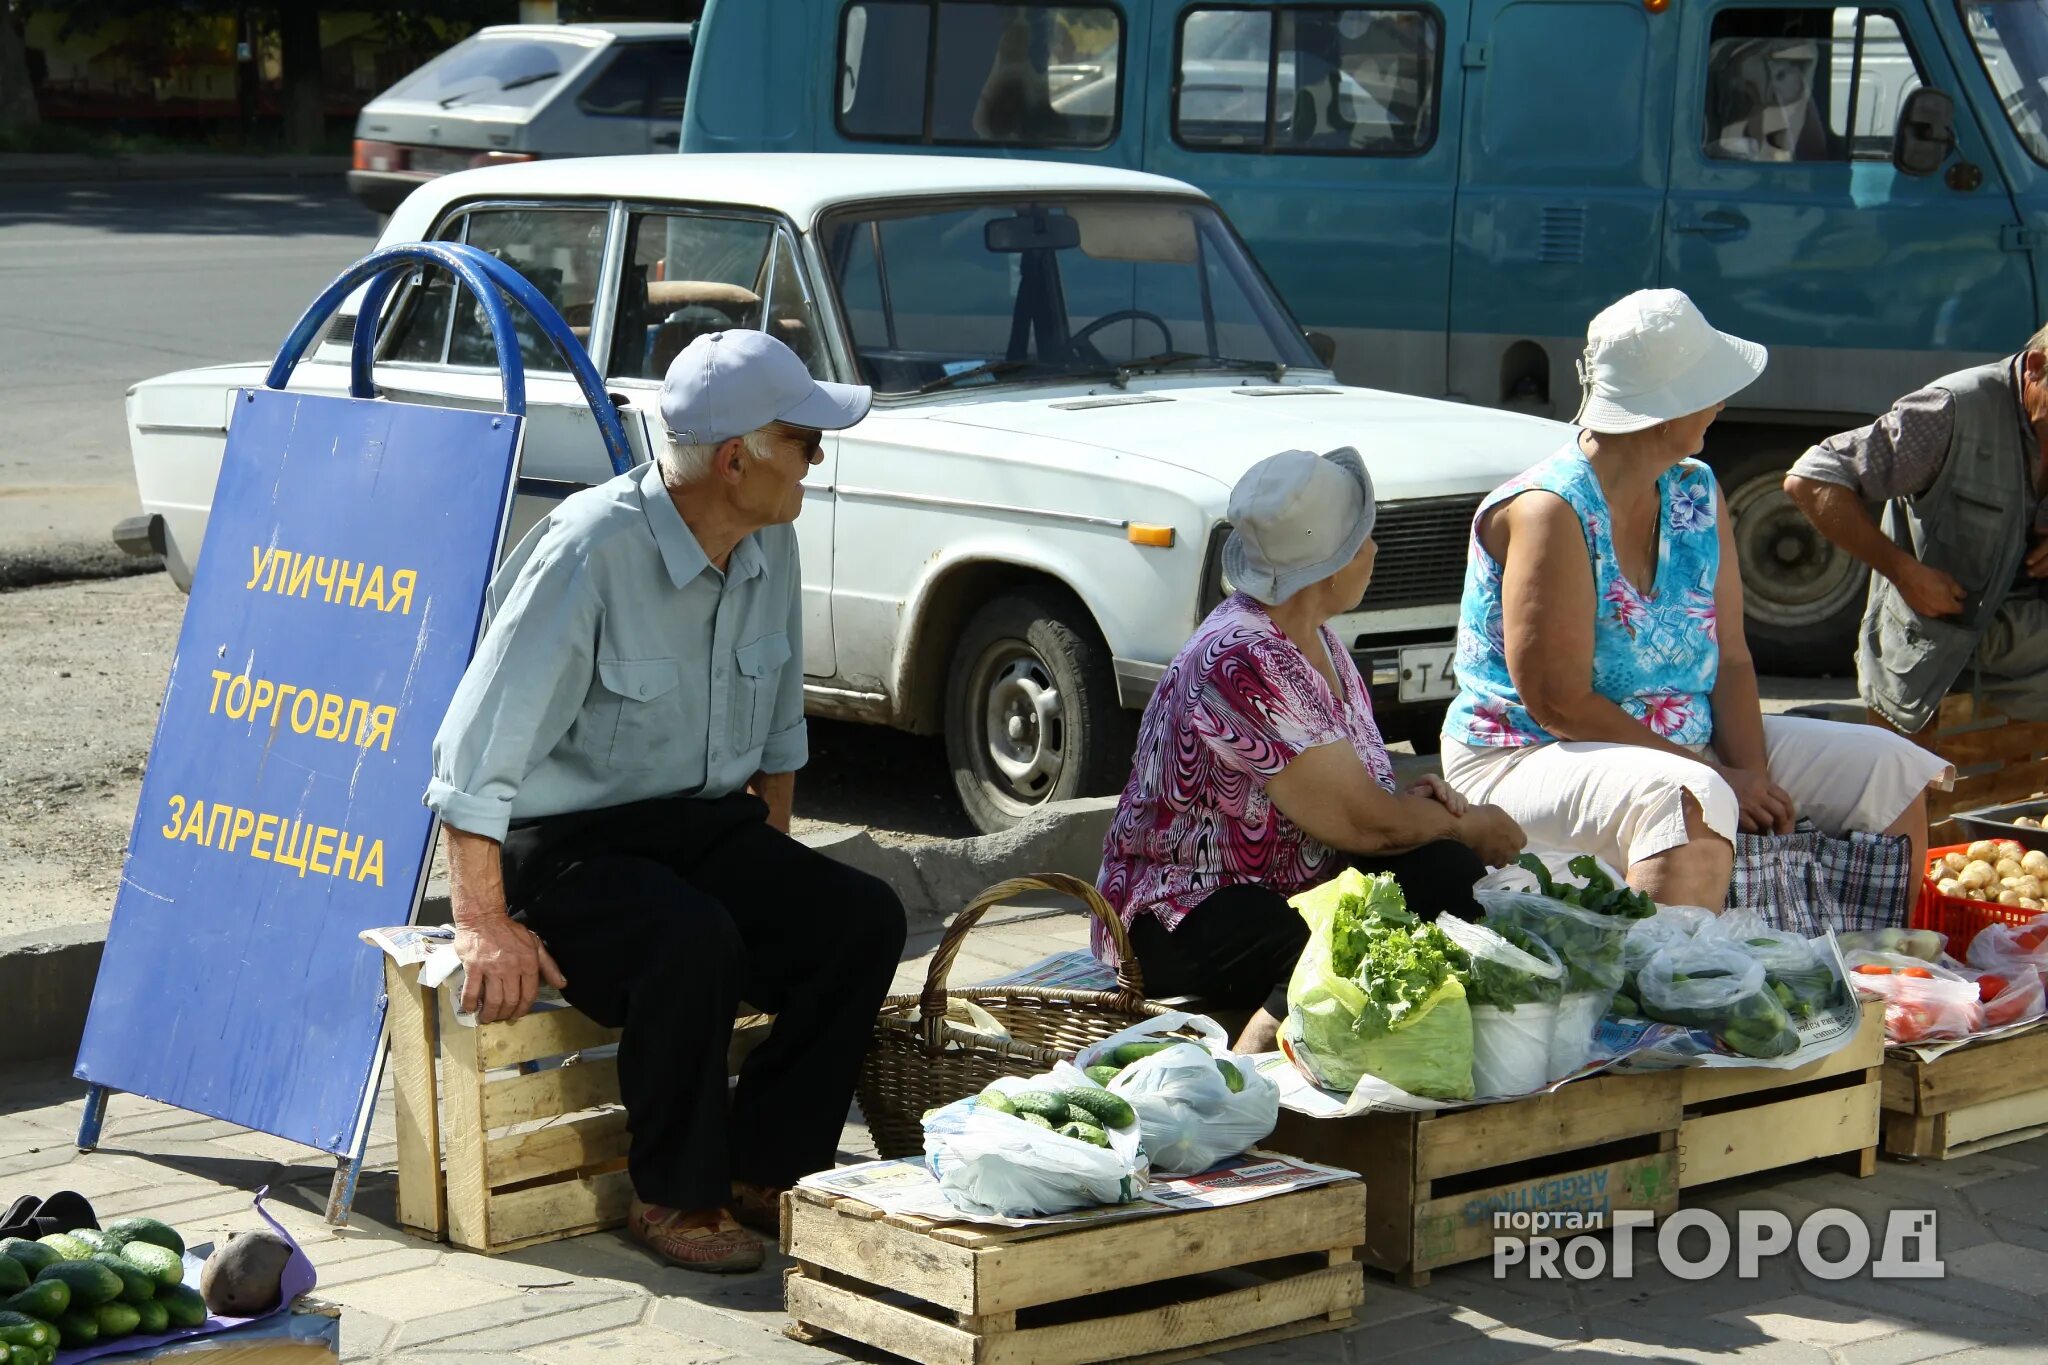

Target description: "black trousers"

left=1127, top=839, right=1488, bottom=1020
left=502, top=791, right=907, bottom=1211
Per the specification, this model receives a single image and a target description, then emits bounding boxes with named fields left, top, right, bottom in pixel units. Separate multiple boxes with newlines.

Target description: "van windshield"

left=381, top=35, right=592, bottom=110
left=1966, top=1, right=2048, bottom=164
left=818, top=197, right=1320, bottom=397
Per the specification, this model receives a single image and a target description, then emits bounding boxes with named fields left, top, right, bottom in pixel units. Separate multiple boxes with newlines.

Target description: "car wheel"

left=1722, top=443, right=1866, bottom=677
left=944, top=589, right=1133, bottom=835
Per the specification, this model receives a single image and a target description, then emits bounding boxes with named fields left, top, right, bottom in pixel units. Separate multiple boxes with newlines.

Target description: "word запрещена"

left=159, top=794, right=387, bottom=885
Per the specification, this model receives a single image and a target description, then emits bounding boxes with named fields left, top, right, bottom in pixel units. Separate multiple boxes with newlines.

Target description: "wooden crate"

left=779, top=1175, right=1365, bottom=1365
left=1677, top=999, right=1885, bottom=1188
left=1881, top=1020, right=2048, bottom=1159
left=1266, top=1070, right=1683, bottom=1285
left=382, top=959, right=774, bottom=1254
left=1874, top=694, right=2048, bottom=824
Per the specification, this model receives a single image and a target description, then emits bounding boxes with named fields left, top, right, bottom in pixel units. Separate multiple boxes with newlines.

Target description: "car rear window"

left=381, top=34, right=594, bottom=109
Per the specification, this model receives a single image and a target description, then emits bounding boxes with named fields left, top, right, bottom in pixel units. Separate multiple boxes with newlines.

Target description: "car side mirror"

left=1304, top=330, right=1338, bottom=368
left=1893, top=88, right=1956, bottom=177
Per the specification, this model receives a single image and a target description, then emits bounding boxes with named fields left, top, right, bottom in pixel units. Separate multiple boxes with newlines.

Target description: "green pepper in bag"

left=1287, top=871, right=1475, bottom=1101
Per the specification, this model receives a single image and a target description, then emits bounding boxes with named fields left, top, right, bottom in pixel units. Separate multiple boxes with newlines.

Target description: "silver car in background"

left=347, top=22, right=694, bottom=215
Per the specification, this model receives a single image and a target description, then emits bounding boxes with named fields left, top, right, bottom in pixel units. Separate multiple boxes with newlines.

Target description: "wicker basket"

left=856, top=872, right=1173, bottom=1158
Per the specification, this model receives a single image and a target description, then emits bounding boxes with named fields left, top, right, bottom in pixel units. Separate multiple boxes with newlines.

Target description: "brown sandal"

left=627, top=1199, right=763, bottom=1273
left=729, top=1182, right=787, bottom=1238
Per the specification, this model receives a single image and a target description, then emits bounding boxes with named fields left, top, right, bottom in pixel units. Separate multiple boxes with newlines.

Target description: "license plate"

left=1398, top=643, right=1458, bottom=703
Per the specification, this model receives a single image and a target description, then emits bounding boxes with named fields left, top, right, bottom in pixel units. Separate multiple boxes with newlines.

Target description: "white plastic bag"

left=1436, top=914, right=1566, bottom=1097
left=1079, top=1013, right=1279, bottom=1174
left=1550, top=991, right=1608, bottom=1079
left=922, top=1063, right=1146, bottom=1217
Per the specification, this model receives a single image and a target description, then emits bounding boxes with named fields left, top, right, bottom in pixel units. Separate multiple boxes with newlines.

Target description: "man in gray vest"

left=1784, top=330, right=2048, bottom=733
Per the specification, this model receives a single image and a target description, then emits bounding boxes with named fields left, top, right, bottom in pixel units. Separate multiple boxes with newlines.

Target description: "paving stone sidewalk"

left=4, top=903, right=2048, bottom=1364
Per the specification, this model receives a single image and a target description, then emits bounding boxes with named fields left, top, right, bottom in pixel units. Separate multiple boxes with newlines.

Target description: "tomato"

left=1889, top=1000, right=1942, bottom=1042
left=1853, top=964, right=1895, bottom=976
left=2018, top=926, right=2048, bottom=952
left=1901, top=967, right=1935, bottom=979
left=1978, top=975, right=2009, bottom=1002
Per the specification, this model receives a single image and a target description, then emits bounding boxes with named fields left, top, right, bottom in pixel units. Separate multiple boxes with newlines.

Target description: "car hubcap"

left=979, top=647, right=1064, bottom=803
left=1728, top=469, right=1867, bottom=630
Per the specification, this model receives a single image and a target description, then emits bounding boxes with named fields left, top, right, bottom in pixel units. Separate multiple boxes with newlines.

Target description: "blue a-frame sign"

left=74, top=244, right=633, bottom=1212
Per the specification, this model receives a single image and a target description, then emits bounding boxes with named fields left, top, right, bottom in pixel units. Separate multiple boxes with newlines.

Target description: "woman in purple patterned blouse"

left=1095, top=447, right=1528, bottom=1053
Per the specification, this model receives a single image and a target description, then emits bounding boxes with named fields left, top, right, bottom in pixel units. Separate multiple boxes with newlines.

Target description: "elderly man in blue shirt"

left=427, top=331, right=906, bottom=1273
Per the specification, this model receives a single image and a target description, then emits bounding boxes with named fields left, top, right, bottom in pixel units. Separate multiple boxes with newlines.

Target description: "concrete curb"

left=5, top=797, right=1121, bottom=1063
left=0, top=153, right=350, bottom=184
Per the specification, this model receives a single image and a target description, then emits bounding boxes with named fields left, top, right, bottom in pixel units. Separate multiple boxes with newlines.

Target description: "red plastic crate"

left=1913, top=842, right=2047, bottom=958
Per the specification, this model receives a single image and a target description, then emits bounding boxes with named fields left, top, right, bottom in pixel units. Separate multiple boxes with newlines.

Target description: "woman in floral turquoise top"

left=1442, top=290, right=1951, bottom=911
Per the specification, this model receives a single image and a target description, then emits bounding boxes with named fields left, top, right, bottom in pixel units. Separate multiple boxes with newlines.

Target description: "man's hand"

left=1457, top=803, right=1526, bottom=867
left=1407, top=773, right=1468, bottom=817
left=1718, top=764, right=1796, bottom=835
left=1892, top=558, right=1967, bottom=618
left=456, top=913, right=567, bottom=1024
left=2027, top=536, right=2048, bottom=580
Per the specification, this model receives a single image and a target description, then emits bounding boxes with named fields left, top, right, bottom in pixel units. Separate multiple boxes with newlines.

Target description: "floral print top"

left=1443, top=443, right=1722, bottom=750
left=1093, top=594, right=1398, bottom=962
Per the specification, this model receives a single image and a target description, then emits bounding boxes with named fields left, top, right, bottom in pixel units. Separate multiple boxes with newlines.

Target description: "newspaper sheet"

left=1889, top=1013, right=2048, bottom=1062
left=796, top=1151, right=1354, bottom=1229
left=977, top=948, right=1117, bottom=992
left=358, top=924, right=453, bottom=967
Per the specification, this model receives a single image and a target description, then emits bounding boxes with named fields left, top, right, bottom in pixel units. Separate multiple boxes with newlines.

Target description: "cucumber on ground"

left=1, top=1281, right=67, bottom=1322
left=117, top=1242, right=182, bottom=1289
left=0, top=1245, right=57, bottom=1278
left=69, top=1231, right=123, bottom=1258
left=157, top=1284, right=208, bottom=1330
left=93, top=1302, right=141, bottom=1340
left=51, top=1309, right=97, bottom=1349
left=0, top=1342, right=41, bottom=1365
left=33, top=1261, right=122, bottom=1309
left=0, top=1262, right=22, bottom=1298
left=103, top=1217, right=184, bottom=1258
left=133, top=1296, right=169, bottom=1335
left=88, top=1253, right=154, bottom=1306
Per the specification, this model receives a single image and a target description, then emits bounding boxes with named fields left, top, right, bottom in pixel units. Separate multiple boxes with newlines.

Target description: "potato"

left=1997, top=858, right=2024, bottom=881
left=1961, top=860, right=1998, bottom=889
left=2018, top=877, right=2043, bottom=900
left=2026, top=899, right=2045, bottom=911
left=2017, top=816, right=2042, bottom=829
left=1945, top=852, right=1972, bottom=875
left=2001, top=890, right=2024, bottom=906
left=1938, top=878, right=1963, bottom=896
left=2024, top=850, right=2048, bottom=876
left=1968, top=840, right=1999, bottom=862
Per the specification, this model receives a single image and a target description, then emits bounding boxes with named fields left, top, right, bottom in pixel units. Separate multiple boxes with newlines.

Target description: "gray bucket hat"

left=1222, top=446, right=1376, bottom=606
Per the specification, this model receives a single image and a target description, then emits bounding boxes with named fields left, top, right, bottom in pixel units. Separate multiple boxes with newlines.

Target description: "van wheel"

left=945, top=589, right=1134, bottom=835
left=1723, top=444, right=1865, bottom=677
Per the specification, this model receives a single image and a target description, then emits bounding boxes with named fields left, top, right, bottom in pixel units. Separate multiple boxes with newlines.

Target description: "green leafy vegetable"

left=1463, top=923, right=1565, bottom=1012
left=1328, top=874, right=1417, bottom=978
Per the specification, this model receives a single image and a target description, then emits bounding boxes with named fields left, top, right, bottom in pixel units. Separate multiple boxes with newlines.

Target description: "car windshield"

left=818, top=197, right=1320, bottom=396
left=1966, top=1, right=2048, bottom=163
left=381, top=35, right=591, bottom=109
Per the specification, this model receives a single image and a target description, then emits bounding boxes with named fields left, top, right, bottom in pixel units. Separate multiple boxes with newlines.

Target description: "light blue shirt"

left=426, top=460, right=806, bottom=843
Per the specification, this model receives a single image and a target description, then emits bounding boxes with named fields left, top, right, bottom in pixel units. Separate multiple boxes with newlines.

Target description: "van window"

left=1964, top=2, right=2048, bottom=166
left=379, top=207, right=608, bottom=374
left=1175, top=7, right=1441, bottom=154
left=1703, top=8, right=1924, bottom=162
left=838, top=1, right=1122, bottom=147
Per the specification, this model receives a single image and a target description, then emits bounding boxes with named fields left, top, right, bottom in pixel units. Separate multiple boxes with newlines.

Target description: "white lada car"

left=120, top=154, right=1566, bottom=832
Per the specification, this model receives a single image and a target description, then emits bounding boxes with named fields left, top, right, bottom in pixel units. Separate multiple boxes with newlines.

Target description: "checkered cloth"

left=1726, top=819, right=1915, bottom=935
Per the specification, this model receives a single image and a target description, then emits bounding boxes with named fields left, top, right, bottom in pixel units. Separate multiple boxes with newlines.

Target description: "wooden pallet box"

left=1266, top=1070, right=1683, bottom=1285
left=1677, top=999, right=1885, bottom=1188
left=779, top=1175, right=1365, bottom=1365
left=1874, top=694, right=2048, bottom=823
left=382, top=959, right=773, bottom=1254
left=1881, top=1020, right=2048, bottom=1159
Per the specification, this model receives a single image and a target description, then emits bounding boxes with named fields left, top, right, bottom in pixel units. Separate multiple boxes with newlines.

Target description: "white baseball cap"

left=659, top=329, right=871, bottom=443
left=1222, top=446, right=1376, bottom=606
left=1574, top=289, right=1767, bottom=435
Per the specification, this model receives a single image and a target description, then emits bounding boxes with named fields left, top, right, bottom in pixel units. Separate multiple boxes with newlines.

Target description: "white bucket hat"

left=1574, top=289, right=1767, bottom=434
left=1223, top=446, right=1375, bottom=606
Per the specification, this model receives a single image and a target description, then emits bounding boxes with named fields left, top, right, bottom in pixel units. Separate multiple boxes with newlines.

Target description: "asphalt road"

left=0, top=176, right=381, bottom=577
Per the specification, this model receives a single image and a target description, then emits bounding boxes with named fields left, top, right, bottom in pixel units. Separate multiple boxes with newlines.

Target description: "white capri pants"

left=1441, top=716, right=1954, bottom=873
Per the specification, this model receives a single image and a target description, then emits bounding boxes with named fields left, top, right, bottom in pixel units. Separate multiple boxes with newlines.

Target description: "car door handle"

left=1672, top=209, right=1749, bottom=239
